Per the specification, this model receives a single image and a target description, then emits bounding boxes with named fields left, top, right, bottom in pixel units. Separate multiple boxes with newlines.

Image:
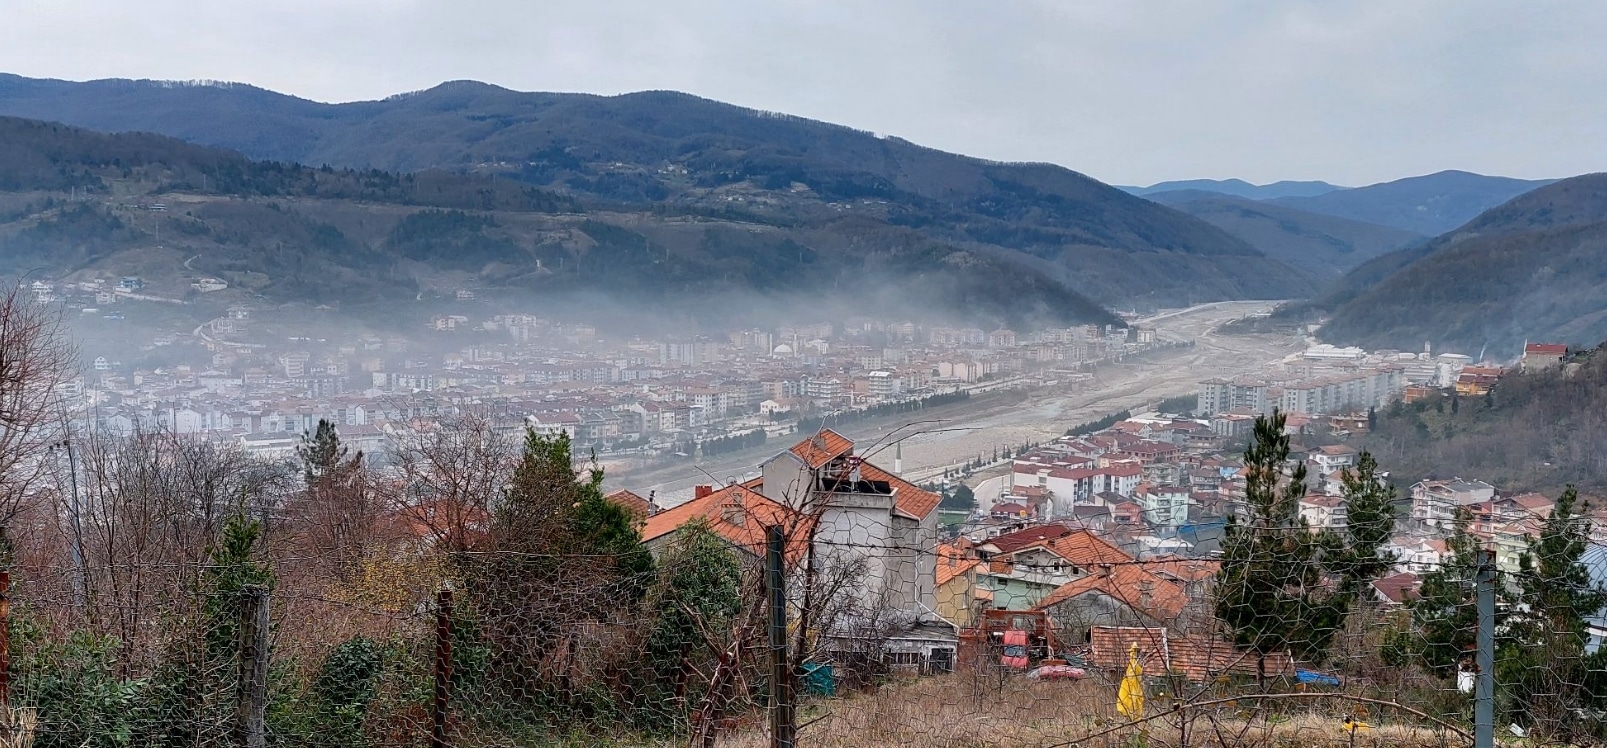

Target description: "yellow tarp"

left=1117, top=642, right=1144, bottom=719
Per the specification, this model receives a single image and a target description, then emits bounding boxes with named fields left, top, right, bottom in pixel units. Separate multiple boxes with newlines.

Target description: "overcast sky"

left=3, top=0, right=1603, bottom=186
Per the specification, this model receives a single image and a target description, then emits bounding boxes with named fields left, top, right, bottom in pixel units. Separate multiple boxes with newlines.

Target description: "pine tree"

left=1498, top=486, right=1607, bottom=738
left=1339, top=451, right=1396, bottom=584
left=1387, top=508, right=1483, bottom=676
left=298, top=418, right=348, bottom=486
left=1215, top=410, right=1353, bottom=677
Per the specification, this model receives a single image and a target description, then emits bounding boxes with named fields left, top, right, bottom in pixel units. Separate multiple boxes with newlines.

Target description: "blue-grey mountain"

left=0, top=74, right=1317, bottom=307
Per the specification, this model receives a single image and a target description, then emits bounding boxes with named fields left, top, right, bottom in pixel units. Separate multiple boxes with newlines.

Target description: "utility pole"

left=1474, top=549, right=1496, bottom=748
left=767, top=525, right=795, bottom=748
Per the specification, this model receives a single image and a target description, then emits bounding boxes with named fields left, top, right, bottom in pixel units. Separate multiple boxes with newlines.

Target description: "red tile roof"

left=604, top=489, right=655, bottom=521
left=1034, top=564, right=1186, bottom=621
left=1037, top=530, right=1132, bottom=567
left=981, top=523, right=1078, bottom=555
left=861, top=460, right=943, bottom=520
left=1089, top=626, right=1293, bottom=682
left=936, top=539, right=981, bottom=587
left=1525, top=343, right=1567, bottom=355
left=640, top=484, right=810, bottom=562
left=1373, top=572, right=1420, bottom=605
left=789, top=428, right=854, bottom=468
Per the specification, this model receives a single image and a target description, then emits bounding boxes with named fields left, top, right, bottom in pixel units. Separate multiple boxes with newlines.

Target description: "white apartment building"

left=1197, top=379, right=1272, bottom=416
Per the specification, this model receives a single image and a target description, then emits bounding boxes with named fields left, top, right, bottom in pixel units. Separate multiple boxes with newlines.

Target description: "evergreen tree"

left=1497, top=486, right=1607, bottom=738
left=645, top=519, right=743, bottom=715
left=1386, top=508, right=1483, bottom=676
left=941, top=484, right=976, bottom=511
left=1215, top=410, right=1352, bottom=676
left=297, top=418, right=348, bottom=486
left=204, top=512, right=275, bottom=656
left=1339, top=451, right=1396, bottom=584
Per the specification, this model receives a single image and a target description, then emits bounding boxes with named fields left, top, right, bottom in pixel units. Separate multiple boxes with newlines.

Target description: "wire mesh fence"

left=0, top=421, right=1603, bottom=747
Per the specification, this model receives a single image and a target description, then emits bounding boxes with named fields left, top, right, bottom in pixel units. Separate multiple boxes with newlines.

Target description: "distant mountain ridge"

left=1318, top=172, right=1607, bottom=355
left=0, top=73, right=1317, bottom=307
left=1122, top=178, right=1343, bottom=200
left=0, top=115, right=1127, bottom=331
left=1145, top=192, right=1424, bottom=279
left=1270, top=170, right=1554, bottom=236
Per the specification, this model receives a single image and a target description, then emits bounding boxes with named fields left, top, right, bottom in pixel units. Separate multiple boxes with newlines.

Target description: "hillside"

left=1122, top=178, right=1342, bottom=200
left=1270, top=170, right=1552, bottom=235
left=0, top=75, right=1317, bottom=306
left=1318, top=173, right=1607, bottom=354
left=1144, top=192, right=1423, bottom=278
left=0, top=116, right=1120, bottom=331
left=1359, top=343, right=1607, bottom=493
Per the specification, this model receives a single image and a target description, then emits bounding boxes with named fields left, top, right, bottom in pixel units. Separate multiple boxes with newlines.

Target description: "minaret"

left=894, top=441, right=903, bottom=477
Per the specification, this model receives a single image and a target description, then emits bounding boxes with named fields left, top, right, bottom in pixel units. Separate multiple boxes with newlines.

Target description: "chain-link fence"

left=2, top=420, right=1604, bottom=748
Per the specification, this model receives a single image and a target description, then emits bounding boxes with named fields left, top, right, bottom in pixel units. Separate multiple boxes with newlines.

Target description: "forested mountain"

left=1318, top=173, right=1607, bottom=354
left=1144, top=192, right=1423, bottom=279
left=0, top=75, right=1317, bottom=306
left=1361, top=343, right=1607, bottom=493
left=1270, top=170, right=1552, bottom=235
left=0, top=116, right=1124, bottom=330
left=1122, top=178, right=1342, bottom=200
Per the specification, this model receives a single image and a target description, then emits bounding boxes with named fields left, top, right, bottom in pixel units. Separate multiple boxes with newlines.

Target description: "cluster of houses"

left=66, top=297, right=1168, bottom=461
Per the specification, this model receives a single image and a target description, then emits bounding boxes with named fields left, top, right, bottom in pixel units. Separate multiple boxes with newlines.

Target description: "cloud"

left=2, top=0, right=1604, bottom=185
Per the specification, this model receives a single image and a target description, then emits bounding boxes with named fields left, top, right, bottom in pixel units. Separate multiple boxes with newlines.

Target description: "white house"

left=1298, top=495, right=1348, bottom=530
left=1411, top=478, right=1496, bottom=529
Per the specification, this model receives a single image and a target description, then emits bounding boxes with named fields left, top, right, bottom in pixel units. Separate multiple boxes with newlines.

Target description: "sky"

left=2, top=0, right=1605, bottom=187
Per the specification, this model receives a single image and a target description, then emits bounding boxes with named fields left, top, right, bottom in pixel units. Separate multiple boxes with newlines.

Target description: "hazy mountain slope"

left=1318, top=173, right=1607, bottom=355
left=1271, top=170, right=1553, bottom=235
left=1123, top=178, right=1342, bottom=200
left=1143, top=192, right=1423, bottom=278
left=0, top=116, right=1120, bottom=330
left=0, top=75, right=1318, bottom=306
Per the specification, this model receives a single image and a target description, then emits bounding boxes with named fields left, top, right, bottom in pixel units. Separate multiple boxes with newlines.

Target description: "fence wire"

left=0, top=426, right=1603, bottom=748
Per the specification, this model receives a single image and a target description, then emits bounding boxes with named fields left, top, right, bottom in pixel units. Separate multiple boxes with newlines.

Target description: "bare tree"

left=64, top=428, right=291, bottom=670
left=0, top=282, right=74, bottom=532
left=380, top=413, right=515, bottom=552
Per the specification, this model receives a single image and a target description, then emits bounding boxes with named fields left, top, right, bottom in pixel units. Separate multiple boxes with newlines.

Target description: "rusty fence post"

left=432, top=587, right=453, bottom=748
left=767, top=526, right=794, bottom=748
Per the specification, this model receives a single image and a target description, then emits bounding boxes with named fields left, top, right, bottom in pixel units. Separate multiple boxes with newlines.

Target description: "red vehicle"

left=959, top=610, right=1059, bottom=670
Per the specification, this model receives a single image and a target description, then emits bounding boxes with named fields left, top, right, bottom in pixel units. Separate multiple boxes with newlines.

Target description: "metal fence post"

left=767, top=525, right=795, bottom=748
left=1474, top=549, right=1495, bottom=748
left=433, top=587, right=454, bottom=748
left=235, top=585, right=270, bottom=748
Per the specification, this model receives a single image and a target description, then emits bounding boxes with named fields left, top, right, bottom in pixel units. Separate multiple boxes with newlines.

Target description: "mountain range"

left=1142, top=191, right=1425, bottom=279
left=1267, top=170, right=1554, bottom=236
left=0, top=75, right=1321, bottom=321
left=1316, top=173, right=1607, bottom=356
left=1122, top=178, right=1343, bottom=200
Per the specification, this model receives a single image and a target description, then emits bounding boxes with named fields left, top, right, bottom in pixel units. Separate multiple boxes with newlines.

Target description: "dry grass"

left=717, top=673, right=1482, bottom=748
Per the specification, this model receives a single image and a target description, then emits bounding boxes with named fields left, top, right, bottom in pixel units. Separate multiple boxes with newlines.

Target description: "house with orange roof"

left=1034, top=564, right=1190, bottom=643
left=604, top=489, right=658, bottom=521
left=935, top=539, right=984, bottom=628
left=974, top=527, right=1135, bottom=611
left=747, top=429, right=944, bottom=616
left=638, top=483, right=810, bottom=564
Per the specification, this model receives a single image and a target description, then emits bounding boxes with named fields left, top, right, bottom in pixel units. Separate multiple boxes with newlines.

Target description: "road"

left=606, top=301, right=1299, bottom=505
